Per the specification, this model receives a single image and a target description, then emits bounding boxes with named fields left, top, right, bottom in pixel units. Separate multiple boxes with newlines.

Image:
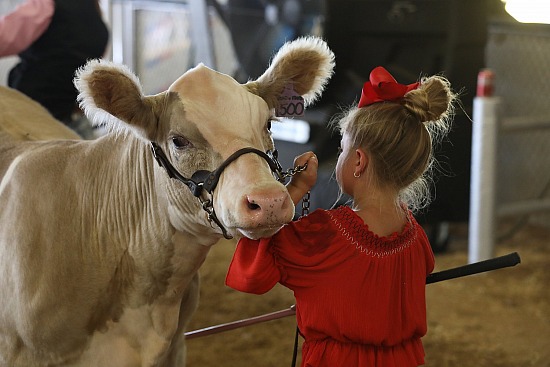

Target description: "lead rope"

left=291, top=324, right=299, bottom=367
left=291, top=190, right=310, bottom=367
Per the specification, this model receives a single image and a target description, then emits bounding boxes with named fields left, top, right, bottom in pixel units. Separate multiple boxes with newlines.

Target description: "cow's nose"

left=243, top=188, right=293, bottom=224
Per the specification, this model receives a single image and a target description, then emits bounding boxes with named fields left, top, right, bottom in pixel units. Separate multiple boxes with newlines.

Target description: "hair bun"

left=402, top=75, right=455, bottom=126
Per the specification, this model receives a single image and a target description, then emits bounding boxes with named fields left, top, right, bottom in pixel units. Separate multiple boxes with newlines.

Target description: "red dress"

left=225, top=205, right=434, bottom=367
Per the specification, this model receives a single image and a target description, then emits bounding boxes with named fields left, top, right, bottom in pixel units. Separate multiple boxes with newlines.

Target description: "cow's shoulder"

left=0, top=140, right=80, bottom=191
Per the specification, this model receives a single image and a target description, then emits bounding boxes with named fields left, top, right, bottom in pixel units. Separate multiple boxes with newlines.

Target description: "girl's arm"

left=0, top=0, right=55, bottom=57
left=286, top=152, right=318, bottom=205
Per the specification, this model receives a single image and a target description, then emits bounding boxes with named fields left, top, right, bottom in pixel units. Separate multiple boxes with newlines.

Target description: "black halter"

left=150, top=142, right=287, bottom=239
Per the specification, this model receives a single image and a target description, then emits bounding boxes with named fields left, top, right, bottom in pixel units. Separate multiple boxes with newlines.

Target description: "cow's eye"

left=172, top=136, right=192, bottom=149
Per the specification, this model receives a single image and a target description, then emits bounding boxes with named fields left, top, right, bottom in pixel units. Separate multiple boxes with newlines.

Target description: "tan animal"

left=0, top=86, right=81, bottom=141
left=0, top=37, right=334, bottom=366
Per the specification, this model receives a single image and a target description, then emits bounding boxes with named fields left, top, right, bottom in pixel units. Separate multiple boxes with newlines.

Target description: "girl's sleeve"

left=225, top=209, right=339, bottom=293
left=225, top=237, right=281, bottom=295
left=0, top=0, right=55, bottom=57
left=419, top=227, right=435, bottom=275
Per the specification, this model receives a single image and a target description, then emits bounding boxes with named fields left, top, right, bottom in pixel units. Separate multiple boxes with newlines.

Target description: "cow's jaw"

left=235, top=225, right=286, bottom=240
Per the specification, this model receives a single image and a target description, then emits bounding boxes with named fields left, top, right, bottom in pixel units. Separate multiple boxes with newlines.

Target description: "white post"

left=468, top=89, right=500, bottom=263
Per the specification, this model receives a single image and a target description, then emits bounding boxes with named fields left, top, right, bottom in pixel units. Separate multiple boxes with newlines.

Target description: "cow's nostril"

left=247, top=200, right=261, bottom=211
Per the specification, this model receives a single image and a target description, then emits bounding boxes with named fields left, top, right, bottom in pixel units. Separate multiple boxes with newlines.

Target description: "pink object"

left=0, top=0, right=55, bottom=56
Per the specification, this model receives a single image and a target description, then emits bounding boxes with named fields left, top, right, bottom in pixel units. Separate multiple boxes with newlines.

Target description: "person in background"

left=225, top=66, right=457, bottom=366
left=0, top=0, right=109, bottom=139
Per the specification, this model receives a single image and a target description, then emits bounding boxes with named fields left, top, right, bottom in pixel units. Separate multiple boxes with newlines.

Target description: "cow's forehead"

left=168, top=65, right=269, bottom=152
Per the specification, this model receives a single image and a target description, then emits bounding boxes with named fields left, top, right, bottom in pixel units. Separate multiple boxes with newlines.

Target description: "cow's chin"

left=235, top=225, right=284, bottom=240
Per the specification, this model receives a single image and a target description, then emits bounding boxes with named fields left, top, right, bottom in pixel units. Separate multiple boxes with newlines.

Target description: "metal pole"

left=188, top=0, right=216, bottom=68
left=185, top=305, right=296, bottom=339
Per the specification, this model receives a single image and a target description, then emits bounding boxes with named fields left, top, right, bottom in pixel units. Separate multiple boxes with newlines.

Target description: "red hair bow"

left=358, top=66, right=420, bottom=108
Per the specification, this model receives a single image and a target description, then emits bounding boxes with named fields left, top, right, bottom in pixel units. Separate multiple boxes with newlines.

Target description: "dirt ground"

left=186, top=221, right=550, bottom=367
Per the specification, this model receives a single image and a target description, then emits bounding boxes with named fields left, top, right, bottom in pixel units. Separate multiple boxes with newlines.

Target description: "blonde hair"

left=336, top=75, right=457, bottom=212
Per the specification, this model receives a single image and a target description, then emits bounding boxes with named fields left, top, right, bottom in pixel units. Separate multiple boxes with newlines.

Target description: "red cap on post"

left=477, top=69, right=495, bottom=97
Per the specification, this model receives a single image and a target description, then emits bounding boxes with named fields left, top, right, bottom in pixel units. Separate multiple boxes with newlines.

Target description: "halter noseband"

left=150, top=142, right=287, bottom=239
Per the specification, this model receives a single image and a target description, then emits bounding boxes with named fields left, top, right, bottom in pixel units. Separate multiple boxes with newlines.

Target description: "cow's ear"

left=246, top=36, right=335, bottom=110
left=75, top=59, right=159, bottom=141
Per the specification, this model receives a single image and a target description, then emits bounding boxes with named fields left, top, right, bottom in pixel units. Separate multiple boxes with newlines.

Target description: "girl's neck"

left=351, top=193, right=408, bottom=237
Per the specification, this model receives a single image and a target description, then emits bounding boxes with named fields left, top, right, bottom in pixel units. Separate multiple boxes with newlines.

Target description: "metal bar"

left=121, top=1, right=135, bottom=70
left=110, top=2, right=124, bottom=64
left=185, top=305, right=296, bottom=340
left=188, top=0, right=215, bottom=68
left=500, top=115, right=550, bottom=132
left=497, top=198, right=550, bottom=217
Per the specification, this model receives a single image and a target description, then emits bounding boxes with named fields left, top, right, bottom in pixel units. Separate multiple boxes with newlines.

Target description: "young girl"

left=225, top=66, right=457, bottom=367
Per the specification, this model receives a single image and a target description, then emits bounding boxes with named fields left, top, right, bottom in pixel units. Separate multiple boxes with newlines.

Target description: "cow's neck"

left=84, top=136, right=217, bottom=303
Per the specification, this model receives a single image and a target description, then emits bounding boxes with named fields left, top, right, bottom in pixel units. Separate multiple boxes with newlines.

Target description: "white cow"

left=0, top=37, right=334, bottom=366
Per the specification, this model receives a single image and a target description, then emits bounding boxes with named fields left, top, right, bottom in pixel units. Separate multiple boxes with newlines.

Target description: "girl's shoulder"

left=271, top=207, right=345, bottom=254
left=321, top=205, right=424, bottom=257
left=287, top=206, right=351, bottom=237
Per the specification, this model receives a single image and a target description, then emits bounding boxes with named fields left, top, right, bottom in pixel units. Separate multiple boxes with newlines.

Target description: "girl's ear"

left=354, top=148, right=369, bottom=177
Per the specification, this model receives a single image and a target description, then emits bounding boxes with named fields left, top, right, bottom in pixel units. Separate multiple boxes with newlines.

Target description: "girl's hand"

left=287, top=152, right=318, bottom=205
